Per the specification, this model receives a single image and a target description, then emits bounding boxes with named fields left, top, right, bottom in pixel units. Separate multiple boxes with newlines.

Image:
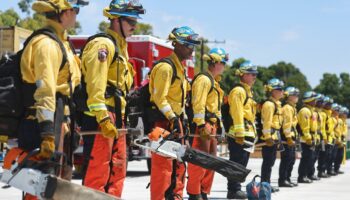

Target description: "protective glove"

left=100, top=119, right=118, bottom=138
left=265, top=138, right=274, bottom=147
left=235, top=136, right=245, bottom=145
left=306, top=138, right=313, bottom=146
left=38, top=135, right=55, bottom=159
left=324, top=138, right=328, bottom=145
left=170, top=117, right=182, bottom=138
left=286, top=137, right=295, bottom=147
left=198, top=124, right=211, bottom=141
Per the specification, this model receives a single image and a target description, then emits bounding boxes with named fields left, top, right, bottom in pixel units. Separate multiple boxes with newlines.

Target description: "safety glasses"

left=182, top=43, right=196, bottom=50
left=73, top=7, right=80, bottom=14
left=122, top=17, right=138, bottom=26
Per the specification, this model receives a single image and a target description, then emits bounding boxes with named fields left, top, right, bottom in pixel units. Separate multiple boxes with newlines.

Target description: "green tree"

left=98, top=21, right=109, bottom=33
left=268, top=61, right=311, bottom=96
left=0, top=9, right=20, bottom=26
left=134, top=22, right=153, bottom=35
left=314, top=73, right=342, bottom=103
left=18, top=13, right=45, bottom=30
left=18, top=0, right=33, bottom=15
left=339, top=73, right=350, bottom=108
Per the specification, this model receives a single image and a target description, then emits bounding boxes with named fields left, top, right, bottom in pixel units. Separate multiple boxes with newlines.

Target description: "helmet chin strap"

left=118, top=17, right=126, bottom=38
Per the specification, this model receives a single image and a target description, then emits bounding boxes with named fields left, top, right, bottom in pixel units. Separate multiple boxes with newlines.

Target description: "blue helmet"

left=236, top=61, right=258, bottom=75
left=68, top=0, right=89, bottom=8
left=331, top=103, right=340, bottom=112
left=168, top=26, right=201, bottom=48
left=285, top=86, right=300, bottom=97
left=203, top=48, right=229, bottom=64
left=104, top=0, right=145, bottom=19
left=265, top=78, right=284, bottom=92
left=322, top=96, right=334, bottom=106
left=303, top=91, right=317, bottom=103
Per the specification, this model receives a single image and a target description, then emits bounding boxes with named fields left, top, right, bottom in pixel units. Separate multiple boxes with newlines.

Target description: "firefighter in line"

left=14, top=0, right=88, bottom=199
left=278, top=86, right=299, bottom=187
left=317, top=96, right=332, bottom=178
left=326, top=103, right=340, bottom=176
left=297, top=91, right=318, bottom=183
left=307, top=93, right=324, bottom=181
left=186, top=48, right=227, bottom=200
left=332, top=104, right=344, bottom=174
left=79, top=0, right=145, bottom=197
left=149, top=26, right=201, bottom=200
left=225, top=61, right=258, bottom=199
left=319, top=96, right=335, bottom=177
left=260, top=78, right=284, bottom=193
left=334, top=106, right=348, bottom=174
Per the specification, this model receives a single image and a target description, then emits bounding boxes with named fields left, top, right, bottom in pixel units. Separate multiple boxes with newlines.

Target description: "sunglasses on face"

left=182, top=43, right=195, bottom=50
left=122, top=17, right=138, bottom=26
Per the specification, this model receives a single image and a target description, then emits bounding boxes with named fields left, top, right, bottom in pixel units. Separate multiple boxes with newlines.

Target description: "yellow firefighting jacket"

left=325, top=109, right=335, bottom=144
left=20, top=19, right=81, bottom=125
left=149, top=53, right=188, bottom=120
left=81, top=29, right=130, bottom=122
left=261, top=97, right=282, bottom=140
left=335, top=117, right=343, bottom=143
left=282, top=102, right=298, bottom=139
left=228, top=82, right=256, bottom=138
left=319, top=109, right=328, bottom=142
left=315, top=108, right=324, bottom=143
left=191, top=71, right=224, bottom=126
left=297, top=105, right=318, bottom=142
left=341, top=117, right=348, bottom=144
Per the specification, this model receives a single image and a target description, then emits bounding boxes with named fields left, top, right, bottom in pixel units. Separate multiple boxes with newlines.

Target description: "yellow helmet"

left=32, top=0, right=88, bottom=13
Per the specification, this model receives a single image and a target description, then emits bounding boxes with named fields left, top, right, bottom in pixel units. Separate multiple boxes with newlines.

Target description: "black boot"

left=287, top=179, right=298, bottom=187
left=200, top=192, right=208, bottom=200
left=227, top=190, right=247, bottom=199
left=298, top=176, right=313, bottom=183
left=278, top=180, right=294, bottom=187
left=335, top=170, right=344, bottom=175
left=318, top=172, right=330, bottom=178
left=188, top=193, right=203, bottom=200
left=327, top=170, right=337, bottom=176
left=308, top=175, right=320, bottom=181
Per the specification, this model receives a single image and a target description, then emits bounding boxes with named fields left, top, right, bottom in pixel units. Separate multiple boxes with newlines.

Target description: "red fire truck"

left=69, top=34, right=195, bottom=173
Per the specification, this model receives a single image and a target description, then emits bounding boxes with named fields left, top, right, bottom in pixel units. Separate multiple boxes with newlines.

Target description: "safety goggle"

left=122, top=17, right=138, bottom=26
left=181, top=42, right=196, bottom=50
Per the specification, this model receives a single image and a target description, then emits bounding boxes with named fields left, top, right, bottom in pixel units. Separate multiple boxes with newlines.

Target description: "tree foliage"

left=0, top=9, right=20, bottom=26
left=98, top=21, right=153, bottom=35
left=18, top=0, right=34, bottom=15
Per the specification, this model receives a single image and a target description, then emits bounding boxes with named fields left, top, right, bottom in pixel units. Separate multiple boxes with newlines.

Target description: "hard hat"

left=315, top=93, right=324, bottom=103
left=103, top=0, right=145, bottom=19
left=285, top=86, right=300, bottom=97
left=339, top=106, right=348, bottom=115
left=32, top=0, right=88, bottom=13
left=322, top=96, right=334, bottom=106
left=168, top=26, right=201, bottom=48
left=331, top=103, right=340, bottom=112
left=302, top=91, right=317, bottom=103
left=235, top=61, right=258, bottom=76
left=203, top=48, right=229, bottom=64
left=265, top=78, right=284, bottom=92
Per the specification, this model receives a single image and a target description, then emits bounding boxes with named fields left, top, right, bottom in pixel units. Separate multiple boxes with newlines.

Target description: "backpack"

left=185, top=72, right=215, bottom=133
left=246, top=175, right=272, bottom=200
left=0, top=28, right=68, bottom=139
left=125, top=57, right=178, bottom=134
left=221, top=84, right=249, bottom=132
left=73, top=33, right=119, bottom=113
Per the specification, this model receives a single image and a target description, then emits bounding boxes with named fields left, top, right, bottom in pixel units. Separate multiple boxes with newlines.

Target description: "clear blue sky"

left=2, top=0, right=350, bottom=87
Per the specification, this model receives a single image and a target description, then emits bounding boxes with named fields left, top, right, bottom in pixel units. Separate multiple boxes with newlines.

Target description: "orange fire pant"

left=150, top=120, right=186, bottom=200
left=187, top=125, right=217, bottom=195
left=82, top=113, right=126, bottom=198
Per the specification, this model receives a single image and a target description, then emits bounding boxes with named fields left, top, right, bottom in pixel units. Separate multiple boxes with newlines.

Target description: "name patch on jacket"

left=98, top=49, right=108, bottom=62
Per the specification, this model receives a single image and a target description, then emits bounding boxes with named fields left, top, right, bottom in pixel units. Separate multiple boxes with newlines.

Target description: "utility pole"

left=200, top=39, right=226, bottom=72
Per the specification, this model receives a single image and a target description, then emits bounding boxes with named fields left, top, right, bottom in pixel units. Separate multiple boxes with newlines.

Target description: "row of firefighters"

left=0, top=1, right=348, bottom=200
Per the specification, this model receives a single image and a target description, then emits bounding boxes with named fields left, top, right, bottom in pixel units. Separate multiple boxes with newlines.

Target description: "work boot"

left=271, top=186, right=280, bottom=193
left=278, top=180, right=294, bottom=187
left=227, top=190, right=247, bottom=199
left=327, top=170, right=337, bottom=176
left=287, top=179, right=298, bottom=187
left=298, top=176, right=312, bottom=183
left=318, top=172, right=330, bottom=178
left=188, top=193, right=203, bottom=200
left=335, top=170, right=344, bottom=175
left=308, top=175, right=320, bottom=181
left=200, top=192, right=208, bottom=200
